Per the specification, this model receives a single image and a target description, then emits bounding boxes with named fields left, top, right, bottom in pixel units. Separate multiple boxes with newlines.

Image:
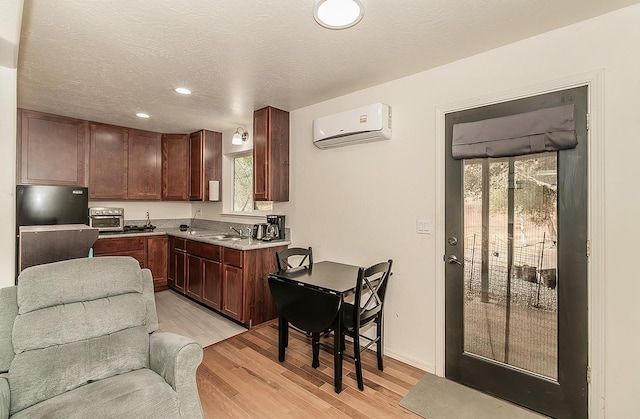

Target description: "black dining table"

left=268, top=261, right=361, bottom=393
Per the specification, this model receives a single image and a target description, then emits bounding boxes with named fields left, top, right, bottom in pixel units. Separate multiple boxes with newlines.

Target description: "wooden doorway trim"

left=434, top=69, right=605, bottom=418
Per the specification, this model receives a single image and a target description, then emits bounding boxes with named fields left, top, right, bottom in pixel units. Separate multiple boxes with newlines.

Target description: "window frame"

left=223, top=150, right=273, bottom=217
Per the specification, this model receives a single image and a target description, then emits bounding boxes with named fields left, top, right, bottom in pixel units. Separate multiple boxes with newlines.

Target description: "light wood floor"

left=196, top=321, right=424, bottom=418
left=155, top=290, right=246, bottom=347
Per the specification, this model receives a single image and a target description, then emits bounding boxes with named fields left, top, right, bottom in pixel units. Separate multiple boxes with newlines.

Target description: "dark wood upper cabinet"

left=162, top=134, right=189, bottom=200
left=90, top=124, right=163, bottom=200
left=89, top=123, right=128, bottom=199
left=253, top=106, right=289, bottom=202
left=128, top=129, right=162, bottom=200
left=18, top=109, right=89, bottom=186
left=189, top=129, right=222, bottom=201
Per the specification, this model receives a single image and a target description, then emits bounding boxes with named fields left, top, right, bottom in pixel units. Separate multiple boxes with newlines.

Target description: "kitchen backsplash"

left=125, top=218, right=290, bottom=240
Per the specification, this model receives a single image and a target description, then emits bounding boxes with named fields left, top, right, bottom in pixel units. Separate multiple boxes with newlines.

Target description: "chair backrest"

left=268, top=275, right=340, bottom=333
left=6, top=256, right=157, bottom=415
left=275, top=247, right=313, bottom=271
left=352, top=260, right=393, bottom=326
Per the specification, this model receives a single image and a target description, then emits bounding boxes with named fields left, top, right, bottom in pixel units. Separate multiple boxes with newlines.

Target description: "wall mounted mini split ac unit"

left=312, top=103, right=392, bottom=149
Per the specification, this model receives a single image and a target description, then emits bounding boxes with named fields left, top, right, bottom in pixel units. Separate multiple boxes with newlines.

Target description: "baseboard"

left=385, top=348, right=435, bottom=374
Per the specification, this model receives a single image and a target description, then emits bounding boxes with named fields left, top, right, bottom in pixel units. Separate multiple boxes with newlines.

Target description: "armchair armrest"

left=0, top=374, right=9, bottom=419
left=150, top=332, right=204, bottom=419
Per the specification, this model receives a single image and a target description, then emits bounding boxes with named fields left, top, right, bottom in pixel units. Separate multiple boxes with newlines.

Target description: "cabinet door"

left=252, top=108, right=269, bottom=201
left=222, top=264, right=244, bottom=321
left=92, top=237, right=146, bottom=267
left=173, top=250, right=187, bottom=292
left=201, top=259, right=223, bottom=310
left=18, top=109, right=88, bottom=186
left=168, top=244, right=176, bottom=289
left=186, top=254, right=203, bottom=300
left=146, top=235, right=168, bottom=290
left=189, top=130, right=222, bottom=201
left=188, top=131, right=204, bottom=200
left=128, top=129, right=162, bottom=200
left=162, top=134, right=189, bottom=200
left=169, top=237, right=187, bottom=292
left=253, top=106, right=289, bottom=202
left=89, top=123, right=128, bottom=199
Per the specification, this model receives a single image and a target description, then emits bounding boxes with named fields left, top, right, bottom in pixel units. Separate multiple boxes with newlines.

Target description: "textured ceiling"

left=16, top=0, right=640, bottom=133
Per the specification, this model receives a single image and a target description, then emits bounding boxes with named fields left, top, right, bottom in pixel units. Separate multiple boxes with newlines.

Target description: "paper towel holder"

left=208, top=180, right=220, bottom=201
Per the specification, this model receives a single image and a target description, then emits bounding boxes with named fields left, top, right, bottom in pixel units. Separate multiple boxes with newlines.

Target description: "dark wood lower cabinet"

left=147, top=235, right=168, bottom=290
left=93, top=235, right=168, bottom=291
left=202, top=259, right=223, bottom=310
left=166, top=236, right=287, bottom=328
left=222, top=264, right=243, bottom=320
left=168, top=237, right=186, bottom=292
left=186, top=254, right=204, bottom=300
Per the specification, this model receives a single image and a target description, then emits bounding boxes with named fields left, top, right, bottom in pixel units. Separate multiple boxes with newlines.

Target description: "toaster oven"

left=89, top=207, right=124, bottom=232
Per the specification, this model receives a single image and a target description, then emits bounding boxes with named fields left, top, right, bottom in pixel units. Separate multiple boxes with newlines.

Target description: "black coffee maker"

left=265, top=215, right=285, bottom=240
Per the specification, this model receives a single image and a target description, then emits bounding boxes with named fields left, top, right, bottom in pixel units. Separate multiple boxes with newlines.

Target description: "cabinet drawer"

left=186, top=240, right=221, bottom=261
left=94, top=250, right=145, bottom=268
left=93, top=237, right=145, bottom=254
left=223, top=248, right=243, bottom=268
left=172, top=237, right=186, bottom=251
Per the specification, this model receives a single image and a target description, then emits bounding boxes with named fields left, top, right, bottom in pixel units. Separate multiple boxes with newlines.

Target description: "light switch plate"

left=416, top=219, right=431, bottom=234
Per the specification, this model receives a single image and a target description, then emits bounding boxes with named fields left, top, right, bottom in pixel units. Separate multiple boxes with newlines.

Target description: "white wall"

left=0, top=0, right=23, bottom=288
left=0, top=66, right=17, bottom=288
left=289, top=5, right=640, bottom=417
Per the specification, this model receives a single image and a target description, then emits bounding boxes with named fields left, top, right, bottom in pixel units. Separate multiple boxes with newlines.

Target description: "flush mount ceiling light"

left=175, top=87, right=192, bottom=95
left=232, top=127, right=249, bottom=145
left=135, top=112, right=150, bottom=118
left=314, top=0, right=364, bottom=30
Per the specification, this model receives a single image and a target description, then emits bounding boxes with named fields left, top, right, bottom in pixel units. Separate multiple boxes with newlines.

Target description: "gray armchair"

left=0, top=257, right=204, bottom=419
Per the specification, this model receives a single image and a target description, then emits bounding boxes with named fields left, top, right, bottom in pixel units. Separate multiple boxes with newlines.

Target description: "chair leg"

left=377, top=314, right=384, bottom=371
left=312, top=332, right=320, bottom=368
left=352, top=332, right=364, bottom=391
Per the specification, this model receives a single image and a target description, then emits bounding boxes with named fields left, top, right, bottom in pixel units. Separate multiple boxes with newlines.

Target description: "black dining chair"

left=275, top=247, right=313, bottom=271
left=320, top=259, right=393, bottom=391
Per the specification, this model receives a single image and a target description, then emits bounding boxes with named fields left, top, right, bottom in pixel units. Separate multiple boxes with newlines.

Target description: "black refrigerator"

left=16, top=184, right=89, bottom=227
left=16, top=185, right=94, bottom=279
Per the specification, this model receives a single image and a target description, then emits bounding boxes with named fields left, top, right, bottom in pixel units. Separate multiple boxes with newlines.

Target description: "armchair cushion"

left=10, top=369, right=180, bottom=419
left=10, top=327, right=149, bottom=414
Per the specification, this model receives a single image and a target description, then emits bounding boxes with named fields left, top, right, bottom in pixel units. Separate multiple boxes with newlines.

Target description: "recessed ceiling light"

left=136, top=112, right=150, bottom=118
left=314, top=0, right=364, bottom=30
left=175, top=87, right=192, bottom=95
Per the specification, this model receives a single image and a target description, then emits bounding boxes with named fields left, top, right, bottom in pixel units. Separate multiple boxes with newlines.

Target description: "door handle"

left=446, top=255, right=463, bottom=266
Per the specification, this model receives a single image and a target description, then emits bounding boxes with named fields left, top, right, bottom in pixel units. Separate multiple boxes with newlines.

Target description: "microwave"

left=89, top=207, right=124, bottom=232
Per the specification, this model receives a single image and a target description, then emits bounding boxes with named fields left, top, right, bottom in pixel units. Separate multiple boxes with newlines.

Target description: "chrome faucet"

left=188, top=209, right=202, bottom=234
left=229, top=226, right=243, bottom=237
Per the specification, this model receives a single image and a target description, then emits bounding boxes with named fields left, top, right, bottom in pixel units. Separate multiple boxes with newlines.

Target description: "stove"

left=123, top=225, right=157, bottom=233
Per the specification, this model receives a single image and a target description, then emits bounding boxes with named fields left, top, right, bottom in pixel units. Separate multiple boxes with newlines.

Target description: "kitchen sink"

left=183, top=230, right=248, bottom=242
left=191, top=232, right=244, bottom=241
left=184, top=230, right=212, bottom=237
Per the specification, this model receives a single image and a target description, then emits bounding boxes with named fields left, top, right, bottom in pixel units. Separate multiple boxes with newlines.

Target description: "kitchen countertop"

left=99, top=228, right=290, bottom=251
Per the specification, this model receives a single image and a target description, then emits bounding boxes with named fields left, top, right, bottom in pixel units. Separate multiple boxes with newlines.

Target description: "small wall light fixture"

left=314, top=0, right=364, bottom=30
left=232, top=127, right=249, bottom=145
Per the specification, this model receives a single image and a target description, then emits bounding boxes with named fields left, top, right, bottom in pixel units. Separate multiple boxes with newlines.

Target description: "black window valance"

left=452, top=104, right=576, bottom=159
